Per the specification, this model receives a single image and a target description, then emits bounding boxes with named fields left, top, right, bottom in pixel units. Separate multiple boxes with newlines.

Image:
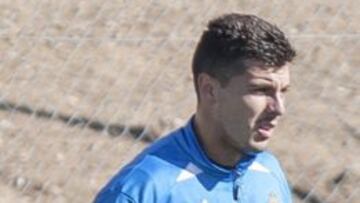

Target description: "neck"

left=194, top=111, right=243, bottom=168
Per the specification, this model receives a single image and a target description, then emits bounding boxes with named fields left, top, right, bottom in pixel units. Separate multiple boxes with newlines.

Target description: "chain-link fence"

left=0, top=0, right=359, bottom=202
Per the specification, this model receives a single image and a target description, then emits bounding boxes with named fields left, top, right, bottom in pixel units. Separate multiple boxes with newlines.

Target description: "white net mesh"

left=0, top=0, right=359, bottom=202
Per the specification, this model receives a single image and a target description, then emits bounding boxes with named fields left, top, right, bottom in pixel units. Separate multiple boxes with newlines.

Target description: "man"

left=95, top=13, right=296, bottom=203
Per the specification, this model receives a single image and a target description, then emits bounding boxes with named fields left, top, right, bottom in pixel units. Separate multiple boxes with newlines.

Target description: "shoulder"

left=258, top=151, right=289, bottom=187
left=256, top=151, right=283, bottom=172
left=94, top=165, right=157, bottom=203
left=95, top=155, right=188, bottom=203
left=95, top=128, right=190, bottom=203
left=254, top=151, right=289, bottom=184
left=255, top=151, right=292, bottom=199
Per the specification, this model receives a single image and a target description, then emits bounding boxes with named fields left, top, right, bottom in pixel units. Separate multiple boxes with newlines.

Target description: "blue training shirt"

left=94, top=118, right=292, bottom=203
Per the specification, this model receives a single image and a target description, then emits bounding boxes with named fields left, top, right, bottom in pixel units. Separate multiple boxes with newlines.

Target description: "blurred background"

left=0, top=0, right=359, bottom=202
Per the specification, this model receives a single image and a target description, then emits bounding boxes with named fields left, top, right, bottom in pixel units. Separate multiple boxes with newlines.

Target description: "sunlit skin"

left=194, top=63, right=290, bottom=168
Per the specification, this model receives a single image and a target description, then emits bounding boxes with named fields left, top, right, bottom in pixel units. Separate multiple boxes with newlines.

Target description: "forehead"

left=245, top=64, right=290, bottom=84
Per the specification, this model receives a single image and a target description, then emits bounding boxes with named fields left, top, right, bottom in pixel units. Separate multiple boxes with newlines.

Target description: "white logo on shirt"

left=268, top=192, right=280, bottom=203
left=176, top=162, right=202, bottom=182
left=201, top=199, right=209, bottom=203
left=249, top=161, right=270, bottom=173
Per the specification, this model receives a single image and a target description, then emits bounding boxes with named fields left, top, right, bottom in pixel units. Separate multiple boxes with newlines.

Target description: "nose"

left=267, top=93, right=286, bottom=116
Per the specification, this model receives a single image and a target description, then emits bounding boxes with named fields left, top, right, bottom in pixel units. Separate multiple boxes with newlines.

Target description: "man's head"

left=192, top=13, right=296, bottom=93
left=193, top=13, right=296, bottom=154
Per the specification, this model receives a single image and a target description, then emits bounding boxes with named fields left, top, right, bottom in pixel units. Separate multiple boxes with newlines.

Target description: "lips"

left=255, top=121, right=276, bottom=140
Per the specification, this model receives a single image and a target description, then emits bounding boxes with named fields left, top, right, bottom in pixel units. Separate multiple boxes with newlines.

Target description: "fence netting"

left=0, top=0, right=359, bottom=202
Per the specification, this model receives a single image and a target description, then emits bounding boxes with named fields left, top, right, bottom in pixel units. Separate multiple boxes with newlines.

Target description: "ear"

left=197, top=73, right=219, bottom=104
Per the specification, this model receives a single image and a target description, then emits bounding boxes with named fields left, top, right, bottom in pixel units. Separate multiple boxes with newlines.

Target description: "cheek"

left=215, top=95, right=246, bottom=125
left=243, top=96, right=268, bottom=121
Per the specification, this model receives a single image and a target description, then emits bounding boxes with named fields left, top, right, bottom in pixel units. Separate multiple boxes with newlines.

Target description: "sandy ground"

left=0, top=0, right=359, bottom=202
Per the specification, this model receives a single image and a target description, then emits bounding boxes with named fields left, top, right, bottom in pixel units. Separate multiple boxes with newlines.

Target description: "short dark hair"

left=192, top=13, right=296, bottom=93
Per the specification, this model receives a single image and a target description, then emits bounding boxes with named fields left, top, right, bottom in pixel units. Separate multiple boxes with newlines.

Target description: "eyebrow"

left=251, top=74, right=289, bottom=82
left=249, top=77, right=273, bottom=83
left=249, top=78, right=290, bottom=89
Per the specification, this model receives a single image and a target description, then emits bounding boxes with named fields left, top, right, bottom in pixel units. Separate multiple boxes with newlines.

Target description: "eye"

left=252, top=87, right=273, bottom=95
left=281, top=87, right=290, bottom=93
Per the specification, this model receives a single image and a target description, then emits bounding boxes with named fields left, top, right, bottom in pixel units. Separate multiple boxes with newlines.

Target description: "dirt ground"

left=0, top=0, right=359, bottom=202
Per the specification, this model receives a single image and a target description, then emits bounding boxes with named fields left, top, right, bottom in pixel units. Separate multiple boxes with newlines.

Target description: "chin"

left=247, top=140, right=269, bottom=153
